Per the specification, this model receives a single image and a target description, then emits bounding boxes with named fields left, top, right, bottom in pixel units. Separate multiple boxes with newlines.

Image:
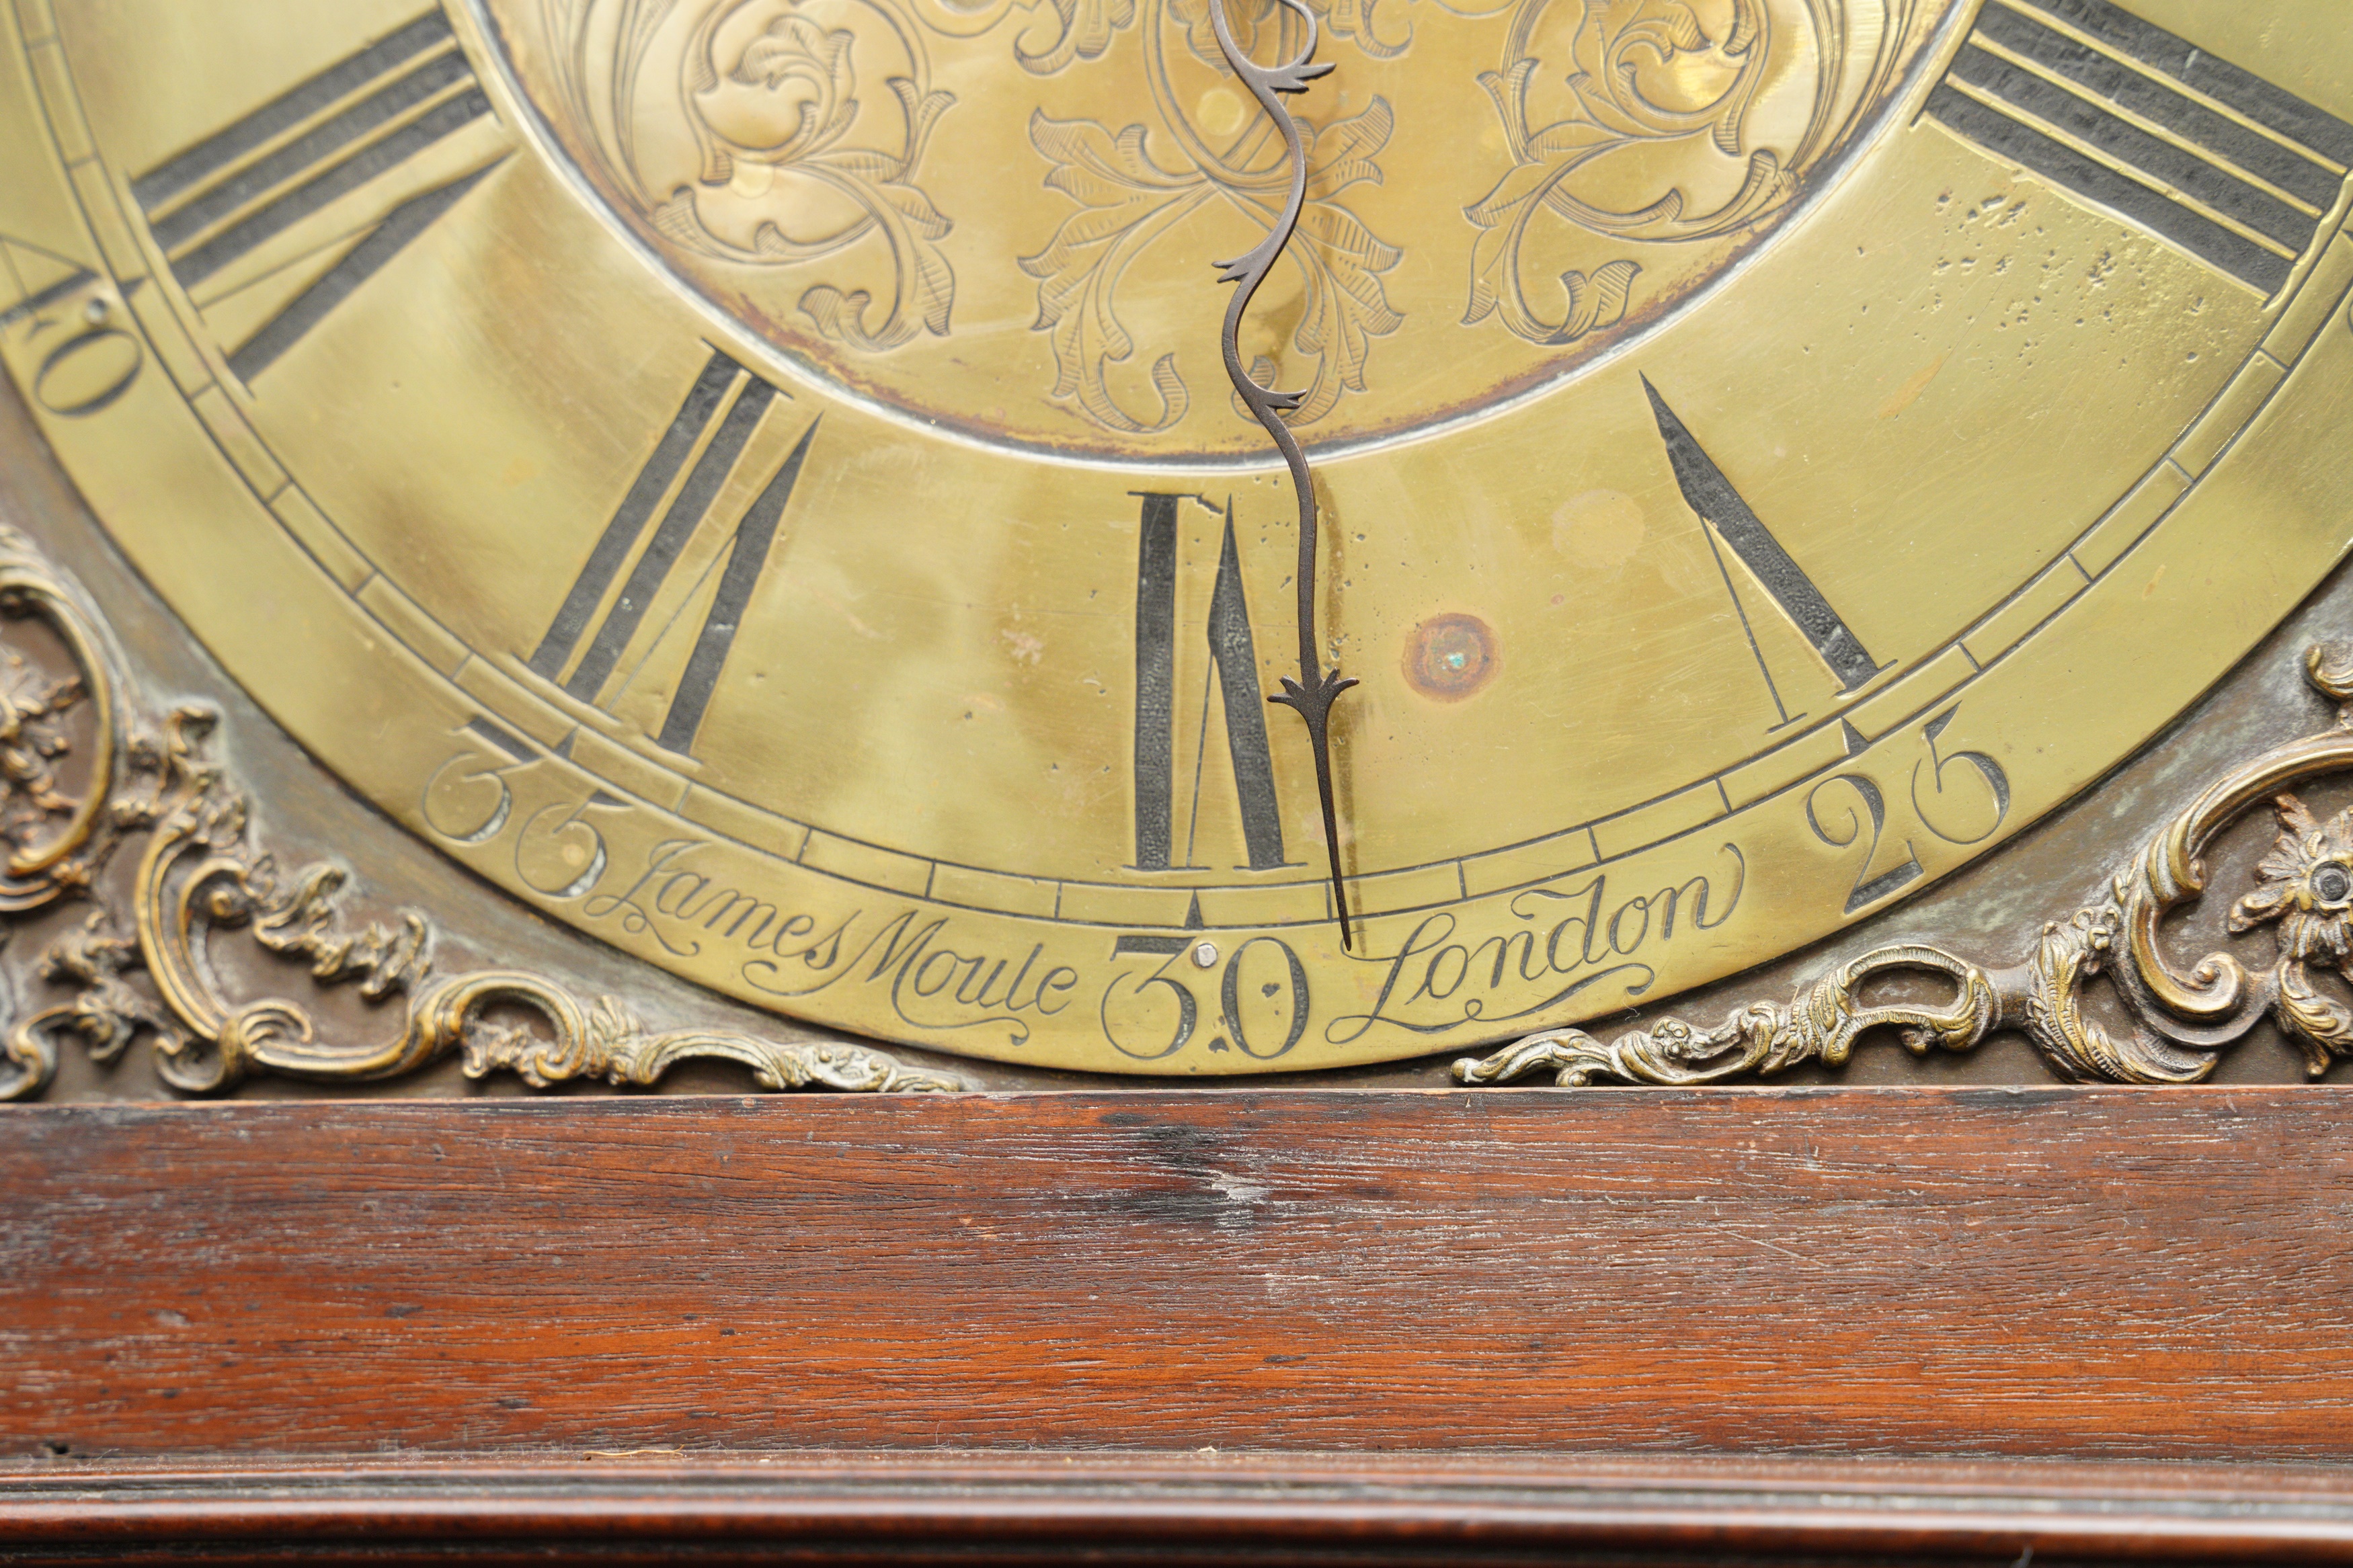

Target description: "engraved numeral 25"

left=1808, top=707, right=2011, bottom=914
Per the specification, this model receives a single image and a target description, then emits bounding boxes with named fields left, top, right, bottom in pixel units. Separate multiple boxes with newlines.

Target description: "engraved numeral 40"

left=0, top=239, right=143, bottom=418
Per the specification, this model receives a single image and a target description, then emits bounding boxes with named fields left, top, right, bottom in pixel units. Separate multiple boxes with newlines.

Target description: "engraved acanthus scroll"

left=487, top=0, right=1940, bottom=454
left=536, top=0, right=960, bottom=352
left=1460, top=640, right=2353, bottom=1089
left=1020, top=0, right=1404, bottom=436
left=0, top=526, right=961, bottom=1102
left=1464, top=0, right=1923, bottom=345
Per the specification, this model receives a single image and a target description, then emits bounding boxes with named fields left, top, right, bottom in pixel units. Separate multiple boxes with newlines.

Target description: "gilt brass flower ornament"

left=2229, top=794, right=2353, bottom=965
left=0, top=648, right=81, bottom=856
left=2223, top=790, right=2353, bottom=1077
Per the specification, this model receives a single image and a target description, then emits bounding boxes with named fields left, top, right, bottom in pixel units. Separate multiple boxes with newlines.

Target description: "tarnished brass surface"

left=1460, top=639, right=2353, bottom=1087
left=1, top=0, right=2350, bottom=1075
left=0, top=524, right=960, bottom=1100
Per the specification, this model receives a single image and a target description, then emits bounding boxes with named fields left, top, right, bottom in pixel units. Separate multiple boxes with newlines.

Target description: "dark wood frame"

left=11, top=1452, right=2353, bottom=1563
left=8, top=1086, right=2353, bottom=1560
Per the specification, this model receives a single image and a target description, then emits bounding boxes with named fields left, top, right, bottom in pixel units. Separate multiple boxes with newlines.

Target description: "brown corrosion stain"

left=1403, top=614, right=1497, bottom=702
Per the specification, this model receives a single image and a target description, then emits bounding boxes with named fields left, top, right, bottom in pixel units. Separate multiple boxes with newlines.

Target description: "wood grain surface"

left=5, top=1086, right=2352, bottom=1462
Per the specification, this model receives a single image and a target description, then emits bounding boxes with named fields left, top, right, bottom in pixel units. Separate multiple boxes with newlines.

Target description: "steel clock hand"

left=1204, top=0, right=1359, bottom=952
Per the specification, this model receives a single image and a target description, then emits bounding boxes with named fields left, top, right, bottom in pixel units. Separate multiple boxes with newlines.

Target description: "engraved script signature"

left=586, top=839, right=1083, bottom=1038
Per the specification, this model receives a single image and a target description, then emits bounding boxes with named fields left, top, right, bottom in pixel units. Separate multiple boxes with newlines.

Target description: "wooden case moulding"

left=3, top=1087, right=2352, bottom=1458
left=14, top=1453, right=2353, bottom=1564
left=8, top=1087, right=2353, bottom=1559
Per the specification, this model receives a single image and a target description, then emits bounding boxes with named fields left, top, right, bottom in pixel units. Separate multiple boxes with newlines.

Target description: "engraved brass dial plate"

left=1, top=0, right=2349, bottom=1073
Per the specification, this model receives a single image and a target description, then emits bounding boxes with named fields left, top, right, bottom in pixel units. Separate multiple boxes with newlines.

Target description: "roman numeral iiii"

left=530, top=348, right=816, bottom=757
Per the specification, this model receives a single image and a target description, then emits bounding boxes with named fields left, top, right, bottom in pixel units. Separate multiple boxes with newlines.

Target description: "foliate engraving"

left=1020, top=0, right=1403, bottom=435
left=483, top=0, right=1946, bottom=457
left=1463, top=0, right=1923, bottom=345
left=1458, top=641, right=2353, bottom=1089
left=0, top=526, right=961, bottom=1102
left=535, top=0, right=959, bottom=352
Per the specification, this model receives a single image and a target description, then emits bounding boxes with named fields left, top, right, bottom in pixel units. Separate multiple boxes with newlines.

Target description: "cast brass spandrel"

left=1458, top=641, right=2353, bottom=1087
left=0, top=524, right=962, bottom=1100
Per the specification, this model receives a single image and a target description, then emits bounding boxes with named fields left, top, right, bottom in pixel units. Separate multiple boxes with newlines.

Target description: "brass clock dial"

left=1, top=0, right=2349, bottom=1073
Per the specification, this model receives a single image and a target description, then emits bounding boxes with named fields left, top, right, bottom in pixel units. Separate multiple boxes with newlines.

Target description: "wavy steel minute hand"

left=1205, top=0, right=1359, bottom=950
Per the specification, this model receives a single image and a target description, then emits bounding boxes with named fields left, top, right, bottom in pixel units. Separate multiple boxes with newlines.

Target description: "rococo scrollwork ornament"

left=1460, top=641, right=2353, bottom=1091
left=538, top=0, right=961, bottom=354
left=0, top=526, right=962, bottom=1102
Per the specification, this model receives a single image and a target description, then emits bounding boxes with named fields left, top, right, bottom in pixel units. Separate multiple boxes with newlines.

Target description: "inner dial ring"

left=467, top=0, right=1958, bottom=462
